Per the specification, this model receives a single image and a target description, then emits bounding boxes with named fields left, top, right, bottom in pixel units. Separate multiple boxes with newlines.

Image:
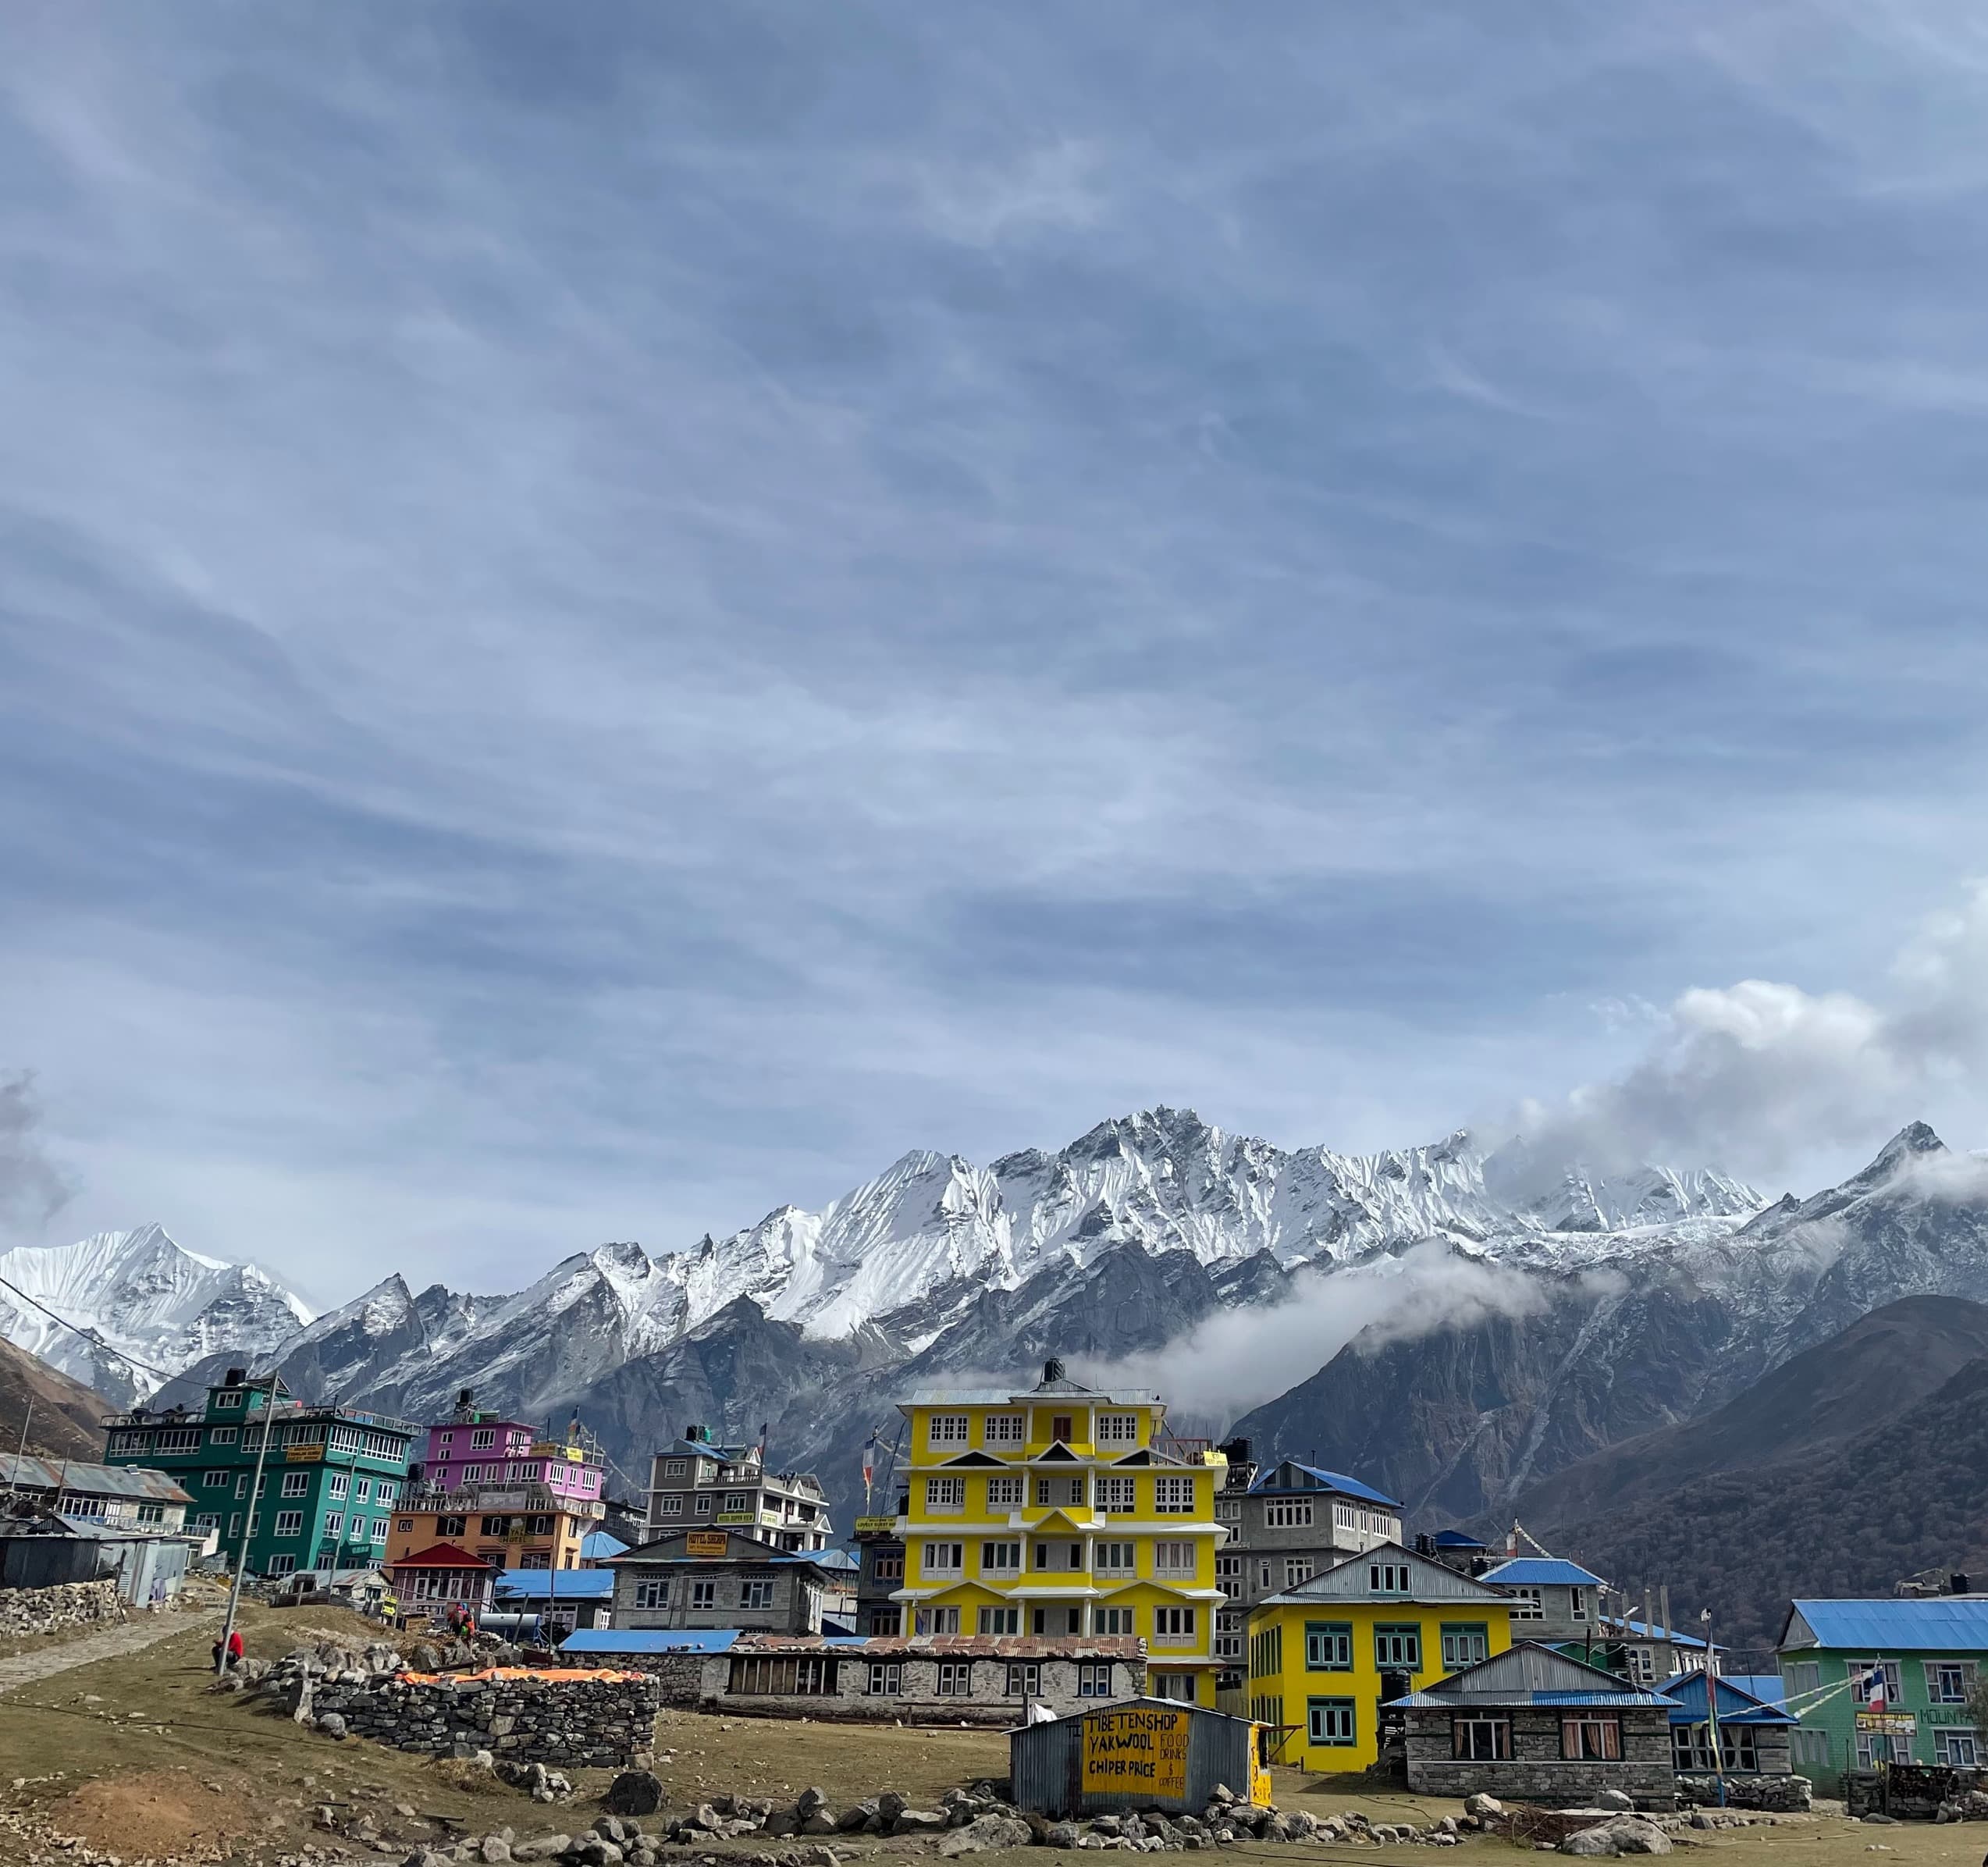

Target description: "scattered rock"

left=602, top=1774, right=664, bottom=1819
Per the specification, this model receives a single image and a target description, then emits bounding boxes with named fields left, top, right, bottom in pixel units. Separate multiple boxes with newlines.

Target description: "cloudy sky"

left=8, top=2, right=1988, bottom=1300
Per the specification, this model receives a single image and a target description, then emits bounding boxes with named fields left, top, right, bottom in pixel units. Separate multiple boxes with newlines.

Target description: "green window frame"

left=1306, top=1621, right=1353, bottom=1670
left=1374, top=1623, right=1421, bottom=1670
left=1307, top=1697, right=1357, bottom=1746
left=1440, top=1623, right=1488, bottom=1670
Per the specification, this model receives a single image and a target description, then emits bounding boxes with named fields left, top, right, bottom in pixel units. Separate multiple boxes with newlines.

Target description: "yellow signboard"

left=685, top=1530, right=729, bottom=1558
left=1857, top=1712, right=1916, bottom=1737
left=852, top=1515, right=897, bottom=1535
left=284, top=1444, right=324, bottom=1463
left=1248, top=1727, right=1273, bottom=1808
left=714, top=1510, right=759, bottom=1526
left=1082, top=1705, right=1190, bottom=1799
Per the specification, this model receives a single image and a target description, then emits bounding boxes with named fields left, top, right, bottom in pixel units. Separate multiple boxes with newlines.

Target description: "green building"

left=102, top=1369, right=415, bottom=1580
left=1779, top=1596, right=1987, bottom=1787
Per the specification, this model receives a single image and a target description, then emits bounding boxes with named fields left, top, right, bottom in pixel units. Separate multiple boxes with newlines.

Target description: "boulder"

left=937, top=1834, right=987, bottom=1858
left=878, top=1792, right=909, bottom=1825
left=968, top=1815, right=1033, bottom=1849
left=766, top=1812, right=801, bottom=1837
left=509, top=1842, right=570, bottom=1863
left=1560, top=1819, right=1672, bottom=1858
left=838, top=1802, right=877, bottom=1833
left=1047, top=1823, right=1082, bottom=1849
left=315, top=1712, right=348, bottom=1741
left=893, top=1808, right=948, bottom=1834
left=602, top=1774, right=665, bottom=1819
left=798, top=1787, right=829, bottom=1819
left=802, top=1812, right=838, bottom=1836
left=477, top=1839, right=511, bottom=1864
left=1595, top=1793, right=1634, bottom=1814
left=594, top=1815, right=630, bottom=1845
left=1465, top=1796, right=1503, bottom=1819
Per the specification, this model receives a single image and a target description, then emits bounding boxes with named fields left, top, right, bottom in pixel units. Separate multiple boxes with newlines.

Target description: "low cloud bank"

left=0, top=1072, right=72, bottom=1234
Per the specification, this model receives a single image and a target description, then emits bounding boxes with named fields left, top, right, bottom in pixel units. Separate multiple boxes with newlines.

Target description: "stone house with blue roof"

left=1656, top=1671, right=1801, bottom=1807
left=1214, top=1460, right=1403, bottom=1680
left=1779, top=1596, right=1988, bottom=1787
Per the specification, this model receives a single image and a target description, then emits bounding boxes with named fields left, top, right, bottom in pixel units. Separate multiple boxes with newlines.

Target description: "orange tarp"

left=393, top=1666, right=646, bottom=1684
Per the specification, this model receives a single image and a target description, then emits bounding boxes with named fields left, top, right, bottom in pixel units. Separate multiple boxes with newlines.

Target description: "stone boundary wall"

left=1677, top=1773, right=1811, bottom=1812
left=311, top=1670, right=661, bottom=1768
left=581, top=1654, right=709, bottom=1707
left=0, top=1581, right=122, bottom=1638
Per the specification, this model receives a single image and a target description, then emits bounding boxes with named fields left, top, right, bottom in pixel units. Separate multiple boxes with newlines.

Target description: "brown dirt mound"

left=51, top=1771, right=256, bottom=1856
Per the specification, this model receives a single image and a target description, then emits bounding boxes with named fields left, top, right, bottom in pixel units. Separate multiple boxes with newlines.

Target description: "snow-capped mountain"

left=0, top=1224, right=312, bottom=1406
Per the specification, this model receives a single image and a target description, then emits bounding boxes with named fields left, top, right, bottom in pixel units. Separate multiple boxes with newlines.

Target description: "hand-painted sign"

left=1082, top=1705, right=1190, bottom=1798
left=685, top=1530, right=729, bottom=1557
left=1856, top=1712, right=1917, bottom=1737
left=284, top=1444, right=324, bottom=1463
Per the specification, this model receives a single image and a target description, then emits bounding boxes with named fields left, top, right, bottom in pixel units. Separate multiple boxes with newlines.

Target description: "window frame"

left=1440, top=1623, right=1490, bottom=1670
left=1305, top=1622, right=1353, bottom=1671
left=1452, top=1716, right=1512, bottom=1762
left=1559, top=1716, right=1623, bottom=1762
left=1307, top=1697, right=1357, bottom=1747
left=1372, top=1623, right=1421, bottom=1671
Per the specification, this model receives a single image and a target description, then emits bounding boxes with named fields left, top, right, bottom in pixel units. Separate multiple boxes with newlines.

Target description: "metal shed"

left=1009, top=1698, right=1271, bottom=1819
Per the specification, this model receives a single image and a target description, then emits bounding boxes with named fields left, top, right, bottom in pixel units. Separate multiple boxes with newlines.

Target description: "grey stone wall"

left=311, top=1670, right=660, bottom=1768
left=0, top=1580, right=122, bottom=1638
left=1405, top=1707, right=1675, bottom=1810
left=1677, top=1773, right=1811, bottom=1811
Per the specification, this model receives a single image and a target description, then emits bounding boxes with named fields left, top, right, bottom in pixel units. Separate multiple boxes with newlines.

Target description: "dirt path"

left=0, top=1607, right=218, bottom=1695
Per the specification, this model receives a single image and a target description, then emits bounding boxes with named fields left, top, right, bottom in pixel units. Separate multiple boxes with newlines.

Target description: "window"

left=1152, top=1673, right=1196, bottom=1702
left=1369, top=1561, right=1410, bottom=1595
left=1308, top=1698, right=1356, bottom=1747
left=1453, top=1716, right=1511, bottom=1761
left=1627, top=1646, right=1658, bottom=1684
left=203, top=1469, right=229, bottom=1489
left=655, top=1494, right=685, bottom=1518
left=928, top=1414, right=969, bottom=1448
left=1095, top=1541, right=1136, bottom=1574
left=369, top=1519, right=386, bottom=1542
left=1857, top=1733, right=1901, bottom=1769
left=689, top=1580, right=717, bottom=1609
left=213, top=1389, right=244, bottom=1410
left=1284, top=1558, right=1314, bottom=1588
left=326, top=1474, right=348, bottom=1500
left=1154, top=1476, right=1195, bottom=1514
left=1153, top=1606, right=1196, bottom=1643
left=926, top=1477, right=965, bottom=1513
left=480, top=1517, right=512, bottom=1538
left=1050, top=1415, right=1074, bottom=1443
left=323, top=1513, right=343, bottom=1538
left=1094, top=1477, right=1136, bottom=1512
left=1306, top=1623, right=1353, bottom=1670
left=436, top=1515, right=466, bottom=1537
left=209, top=1426, right=238, bottom=1446
left=1251, top=1627, right=1284, bottom=1678
left=525, top=1514, right=553, bottom=1537
left=1155, top=1541, right=1197, bottom=1575
left=266, top=1553, right=297, bottom=1576
left=1215, top=1631, right=1243, bottom=1660
left=742, top=1579, right=775, bottom=1609
left=1258, top=1561, right=1274, bottom=1590
left=985, top=1414, right=1024, bottom=1446
left=981, top=1541, right=1022, bottom=1574
left=1373, top=1625, right=1421, bottom=1670
left=1852, top=1659, right=1903, bottom=1703
left=1006, top=1662, right=1042, bottom=1696
left=1215, top=1496, right=1241, bottom=1523
left=724, top=1492, right=755, bottom=1513
left=471, top=1428, right=495, bottom=1449
left=1441, top=1623, right=1490, bottom=1670
left=914, top=1606, right=962, bottom=1634
left=1097, top=1414, right=1138, bottom=1445
left=985, top=1475, right=1025, bottom=1510
left=936, top=1662, right=973, bottom=1697
left=1928, top=1662, right=1978, bottom=1704
left=1561, top=1717, right=1622, bottom=1762
left=281, top=1472, right=308, bottom=1498
left=728, top=1655, right=839, bottom=1695
left=979, top=1606, right=1020, bottom=1634
left=923, top=1542, right=964, bottom=1576
left=1785, top=1662, right=1820, bottom=1698
left=1936, top=1730, right=1982, bottom=1769
left=1264, top=1499, right=1314, bottom=1529
left=228, top=1513, right=243, bottom=1534
left=1096, top=1608, right=1134, bottom=1635
left=1791, top=1729, right=1830, bottom=1767
left=1507, top=1587, right=1543, bottom=1620
left=375, top=1481, right=397, bottom=1506
left=663, top=1458, right=686, bottom=1477
left=694, top=1494, right=713, bottom=1516
left=1571, top=1588, right=1589, bottom=1621
left=1035, top=1475, right=1086, bottom=1508
left=273, top=1510, right=304, bottom=1537
left=352, top=1478, right=371, bottom=1502
left=866, top=1662, right=902, bottom=1695
left=872, top=1552, right=904, bottom=1581
left=156, top=1428, right=201, bottom=1453
left=1076, top=1663, right=1113, bottom=1698
left=1034, top=1541, right=1084, bottom=1571
left=632, top=1577, right=667, bottom=1610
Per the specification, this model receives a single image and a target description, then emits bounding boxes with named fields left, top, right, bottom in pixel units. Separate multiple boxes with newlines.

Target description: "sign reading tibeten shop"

left=1081, top=1705, right=1190, bottom=1798
left=685, top=1530, right=729, bottom=1558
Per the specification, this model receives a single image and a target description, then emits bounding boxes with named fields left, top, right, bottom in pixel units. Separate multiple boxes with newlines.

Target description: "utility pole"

left=216, top=1372, right=282, bottom=1675
left=6, top=1398, right=33, bottom=1506
left=1701, top=1609, right=1725, bottom=1808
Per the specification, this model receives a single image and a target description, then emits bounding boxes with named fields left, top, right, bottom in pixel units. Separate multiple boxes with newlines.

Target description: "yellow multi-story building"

left=1246, top=1540, right=1515, bottom=1769
left=892, top=1361, right=1227, bottom=1704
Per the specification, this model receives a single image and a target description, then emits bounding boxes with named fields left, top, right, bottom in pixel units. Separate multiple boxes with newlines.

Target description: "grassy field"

left=0, top=1604, right=1983, bottom=1867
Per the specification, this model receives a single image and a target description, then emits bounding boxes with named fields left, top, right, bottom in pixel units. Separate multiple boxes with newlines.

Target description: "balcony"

left=407, top=1482, right=603, bottom=1519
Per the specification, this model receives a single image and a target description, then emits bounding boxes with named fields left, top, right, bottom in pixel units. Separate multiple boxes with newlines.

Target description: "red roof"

left=388, top=1542, right=495, bottom=1572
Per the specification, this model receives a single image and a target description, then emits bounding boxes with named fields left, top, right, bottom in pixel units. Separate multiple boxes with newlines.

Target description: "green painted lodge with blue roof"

left=101, top=1367, right=416, bottom=1581
left=1779, top=1596, right=1988, bottom=1787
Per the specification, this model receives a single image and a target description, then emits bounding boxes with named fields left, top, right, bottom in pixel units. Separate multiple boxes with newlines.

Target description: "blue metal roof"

left=1603, top=1616, right=1710, bottom=1650
left=559, top=1627, right=739, bottom=1655
left=1248, top=1463, right=1402, bottom=1510
left=493, top=1569, right=614, bottom=1600
left=1727, top=1674, right=1788, bottom=1708
left=1787, top=1598, right=1988, bottom=1653
left=1656, top=1671, right=1798, bottom=1727
left=1479, top=1557, right=1606, bottom=1588
left=1431, top=1529, right=1488, bottom=1549
left=1392, top=1685, right=1666, bottom=1709
left=578, top=1531, right=628, bottom=1562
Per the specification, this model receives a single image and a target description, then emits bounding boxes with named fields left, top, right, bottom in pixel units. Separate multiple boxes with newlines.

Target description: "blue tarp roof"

left=1657, top=1670, right=1798, bottom=1727
left=1787, top=1598, right=1988, bottom=1652
left=493, top=1569, right=614, bottom=1600
left=1479, top=1557, right=1606, bottom=1588
left=578, top=1531, right=628, bottom=1562
left=1431, top=1529, right=1488, bottom=1549
left=1249, top=1463, right=1402, bottom=1510
left=560, top=1627, right=738, bottom=1655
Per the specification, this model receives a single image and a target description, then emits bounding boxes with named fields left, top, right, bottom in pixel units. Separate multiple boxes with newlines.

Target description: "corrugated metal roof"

left=1431, top=1529, right=1488, bottom=1548
left=578, top=1531, right=628, bottom=1561
left=1727, top=1673, right=1789, bottom=1707
left=1656, top=1671, right=1798, bottom=1727
left=1786, top=1597, right=1988, bottom=1652
left=1603, top=1616, right=1709, bottom=1649
left=0, top=1456, right=191, bottom=1503
left=1479, top=1557, right=1606, bottom=1588
left=1247, top=1463, right=1401, bottom=1509
left=1392, top=1686, right=1667, bottom=1708
left=560, top=1628, right=739, bottom=1655
left=493, top=1569, right=613, bottom=1599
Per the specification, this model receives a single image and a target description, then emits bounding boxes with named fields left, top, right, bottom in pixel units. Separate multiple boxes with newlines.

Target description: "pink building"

left=416, top=1400, right=604, bottom=1505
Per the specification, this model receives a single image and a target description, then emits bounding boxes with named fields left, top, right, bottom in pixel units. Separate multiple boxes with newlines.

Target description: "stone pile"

left=0, top=1578, right=121, bottom=1638
left=1936, top=1789, right=1988, bottom=1823
left=309, top=1668, right=661, bottom=1769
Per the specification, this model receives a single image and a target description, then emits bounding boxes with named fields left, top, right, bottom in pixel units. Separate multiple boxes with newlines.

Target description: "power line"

left=0, top=1271, right=184, bottom=1386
